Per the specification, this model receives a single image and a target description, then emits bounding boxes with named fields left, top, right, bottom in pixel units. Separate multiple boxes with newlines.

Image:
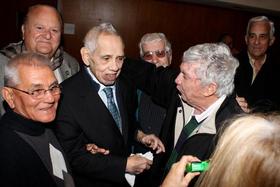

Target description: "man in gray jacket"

left=0, top=4, right=80, bottom=115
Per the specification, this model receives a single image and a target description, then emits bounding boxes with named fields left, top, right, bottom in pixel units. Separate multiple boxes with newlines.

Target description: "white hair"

left=4, top=53, right=52, bottom=87
left=139, top=32, right=172, bottom=57
left=83, top=22, right=122, bottom=52
left=246, top=16, right=275, bottom=39
left=182, top=43, right=239, bottom=97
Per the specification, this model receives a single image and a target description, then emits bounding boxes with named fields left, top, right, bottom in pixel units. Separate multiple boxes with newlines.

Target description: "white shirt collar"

left=194, top=95, right=226, bottom=122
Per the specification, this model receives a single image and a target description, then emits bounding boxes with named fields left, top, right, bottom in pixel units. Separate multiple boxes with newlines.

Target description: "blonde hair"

left=197, top=114, right=280, bottom=187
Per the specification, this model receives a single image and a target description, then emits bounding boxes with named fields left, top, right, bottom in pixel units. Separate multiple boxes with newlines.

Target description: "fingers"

left=86, top=144, right=110, bottom=155
left=182, top=172, right=200, bottom=185
left=236, top=96, right=250, bottom=113
left=161, top=155, right=201, bottom=187
left=126, top=155, right=153, bottom=174
left=155, top=140, right=165, bottom=154
left=141, top=134, right=166, bottom=154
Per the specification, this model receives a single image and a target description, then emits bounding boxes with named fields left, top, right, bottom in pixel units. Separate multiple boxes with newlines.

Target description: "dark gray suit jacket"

left=55, top=67, right=137, bottom=187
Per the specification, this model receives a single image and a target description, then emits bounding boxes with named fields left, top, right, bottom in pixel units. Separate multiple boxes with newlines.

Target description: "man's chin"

left=37, top=49, right=54, bottom=58
left=36, top=114, right=56, bottom=123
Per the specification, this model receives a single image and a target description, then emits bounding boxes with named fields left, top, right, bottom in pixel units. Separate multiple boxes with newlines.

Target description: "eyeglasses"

left=143, top=50, right=169, bottom=61
left=8, top=84, right=62, bottom=99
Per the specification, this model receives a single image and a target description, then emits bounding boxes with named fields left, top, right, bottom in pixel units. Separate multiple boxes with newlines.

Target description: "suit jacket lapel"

left=81, top=70, right=125, bottom=140
left=115, top=79, right=128, bottom=145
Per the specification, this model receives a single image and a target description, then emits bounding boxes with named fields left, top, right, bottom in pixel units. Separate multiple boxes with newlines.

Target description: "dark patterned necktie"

left=103, top=87, right=122, bottom=132
left=165, top=116, right=199, bottom=171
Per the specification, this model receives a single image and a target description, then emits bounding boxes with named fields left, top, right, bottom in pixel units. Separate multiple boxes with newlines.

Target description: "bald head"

left=24, top=5, right=62, bottom=27
left=21, top=5, right=62, bottom=58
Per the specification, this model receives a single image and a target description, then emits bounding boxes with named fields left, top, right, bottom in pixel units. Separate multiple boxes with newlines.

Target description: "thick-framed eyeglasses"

left=143, top=50, right=169, bottom=61
left=8, top=84, right=62, bottom=99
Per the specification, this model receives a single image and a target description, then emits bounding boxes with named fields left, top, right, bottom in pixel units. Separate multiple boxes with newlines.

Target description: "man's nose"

left=43, top=30, right=52, bottom=39
left=254, top=37, right=260, bottom=44
left=44, top=90, right=55, bottom=102
left=151, top=54, right=159, bottom=64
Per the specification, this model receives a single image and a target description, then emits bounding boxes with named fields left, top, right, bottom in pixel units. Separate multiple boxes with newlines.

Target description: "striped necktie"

left=165, top=116, right=200, bottom=171
left=103, top=87, right=122, bottom=132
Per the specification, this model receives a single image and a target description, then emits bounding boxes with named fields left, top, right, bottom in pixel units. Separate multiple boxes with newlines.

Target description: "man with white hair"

left=0, top=53, right=74, bottom=187
left=54, top=23, right=165, bottom=187
left=234, top=16, right=280, bottom=112
left=122, top=43, right=243, bottom=187
left=134, top=33, right=172, bottom=153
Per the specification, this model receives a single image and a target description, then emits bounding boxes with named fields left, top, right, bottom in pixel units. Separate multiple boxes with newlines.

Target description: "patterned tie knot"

left=103, top=87, right=113, bottom=100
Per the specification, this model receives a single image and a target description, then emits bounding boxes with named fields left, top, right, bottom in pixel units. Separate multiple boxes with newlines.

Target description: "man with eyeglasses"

left=0, top=53, right=74, bottom=187
left=133, top=33, right=172, bottom=154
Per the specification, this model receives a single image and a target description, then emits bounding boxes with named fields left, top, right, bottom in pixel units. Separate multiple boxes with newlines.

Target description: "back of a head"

left=198, top=114, right=280, bottom=187
left=4, top=53, right=52, bottom=87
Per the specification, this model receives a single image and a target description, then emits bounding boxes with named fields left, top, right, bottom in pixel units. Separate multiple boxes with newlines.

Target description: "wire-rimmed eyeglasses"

left=7, top=84, right=62, bottom=99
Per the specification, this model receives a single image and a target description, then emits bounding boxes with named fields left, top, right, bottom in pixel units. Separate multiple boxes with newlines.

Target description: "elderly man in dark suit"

left=54, top=23, right=164, bottom=187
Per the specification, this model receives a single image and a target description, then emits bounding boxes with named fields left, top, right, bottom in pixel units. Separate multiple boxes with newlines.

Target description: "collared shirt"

left=248, top=52, right=266, bottom=83
left=174, top=95, right=226, bottom=146
left=85, top=67, right=120, bottom=111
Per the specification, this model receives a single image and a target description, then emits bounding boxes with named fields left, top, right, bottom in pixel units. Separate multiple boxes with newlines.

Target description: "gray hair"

left=182, top=43, right=239, bottom=97
left=4, top=53, right=52, bottom=87
left=139, top=32, right=172, bottom=57
left=246, top=16, right=275, bottom=39
left=83, top=23, right=122, bottom=52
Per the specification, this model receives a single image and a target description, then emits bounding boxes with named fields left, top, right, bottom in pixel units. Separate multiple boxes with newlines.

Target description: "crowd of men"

left=0, top=4, right=279, bottom=187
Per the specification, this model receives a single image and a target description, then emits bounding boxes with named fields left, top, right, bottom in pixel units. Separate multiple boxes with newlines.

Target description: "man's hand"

left=236, top=96, right=250, bottom=113
left=86, top=143, right=110, bottom=155
left=137, top=130, right=165, bottom=154
left=161, top=155, right=201, bottom=187
left=126, top=154, right=153, bottom=174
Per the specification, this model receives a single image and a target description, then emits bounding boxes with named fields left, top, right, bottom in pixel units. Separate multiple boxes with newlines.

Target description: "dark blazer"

left=134, top=91, right=166, bottom=153
left=55, top=67, right=137, bottom=187
left=234, top=51, right=280, bottom=112
left=122, top=58, right=242, bottom=187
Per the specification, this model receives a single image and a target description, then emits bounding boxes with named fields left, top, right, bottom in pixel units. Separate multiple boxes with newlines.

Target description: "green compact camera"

left=186, top=160, right=210, bottom=172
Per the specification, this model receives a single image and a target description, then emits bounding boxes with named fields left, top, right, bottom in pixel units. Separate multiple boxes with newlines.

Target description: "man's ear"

left=244, top=35, right=248, bottom=45
left=269, top=36, right=275, bottom=46
left=21, top=25, right=25, bottom=40
left=203, top=82, right=217, bottom=97
left=1, top=87, right=15, bottom=109
left=80, top=47, right=92, bottom=66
